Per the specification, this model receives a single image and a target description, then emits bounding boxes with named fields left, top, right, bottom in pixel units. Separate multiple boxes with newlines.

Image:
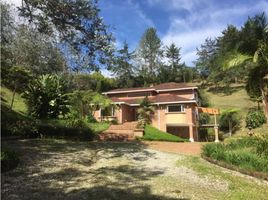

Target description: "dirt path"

left=142, top=141, right=203, bottom=156
left=1, top=140, right=268, bottom=200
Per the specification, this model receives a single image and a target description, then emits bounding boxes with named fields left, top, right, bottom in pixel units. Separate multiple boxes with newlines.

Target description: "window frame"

left=166, top=104, right=185, bottom=113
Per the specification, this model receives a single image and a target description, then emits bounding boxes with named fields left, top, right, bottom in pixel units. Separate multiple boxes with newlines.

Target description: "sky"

left=99, top=0, right=268, bottom=66
left=6, top=0, right=268, bottom=75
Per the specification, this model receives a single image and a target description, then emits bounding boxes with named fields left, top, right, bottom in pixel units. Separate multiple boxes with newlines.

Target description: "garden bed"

left=202, top=136, right=268, bottom=180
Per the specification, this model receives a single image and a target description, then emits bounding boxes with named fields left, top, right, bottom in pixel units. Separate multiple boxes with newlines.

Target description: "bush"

left=219, top=109, right=241, bottom=133
left=66, top=112, right=87, bottom=129
left=38, top=124, right=94, bottom=140
left=142, top=125, right=187, bottom=142
left=246, top=110, right=266, bottom=129
left=23, top=74, right=69, bottom=119
left=87, top=113, right=97, bottom=123
left=256, top=134, right=268, bottom=159
left=1, top=149, right=19, bottom=172
left=202, top=137, right=268, bottom=174
left=8, top=120, right=39, bottom=138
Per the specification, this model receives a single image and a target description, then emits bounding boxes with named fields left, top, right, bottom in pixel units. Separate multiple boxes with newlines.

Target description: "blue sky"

left=99, top=0, right=268, bottom=66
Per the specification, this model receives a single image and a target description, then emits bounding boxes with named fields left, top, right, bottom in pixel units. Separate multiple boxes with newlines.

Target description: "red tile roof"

left=110, top=94, right=195, bottom=105
left=104, top=82, right=196, bottom=94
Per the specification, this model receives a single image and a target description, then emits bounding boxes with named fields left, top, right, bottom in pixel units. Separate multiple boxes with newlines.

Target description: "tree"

left=23, top=75, right=69, bottom=119
left=137, top=97, right=155, bottom=128
left=219, top=109, right=241, bottom=135
left=4, top=66, right=32, bottom=109
left=69, top=90, right=94, bottom=120
left=12, top=25, right=67, bottom=75
left=19, top=0, right=114, bottom=71
left=1, top=3, right=16, bottom=76
left=109, top=42, right=135, bottom=88
left=195, top=38, right=217, bottom=80
left=90, top=93, right=113, bottom=117
left=225, top=14, right=268, bottom=119
left=136, top=27, right=163, bottom=85
left=166, top=43, right=181, bottom=74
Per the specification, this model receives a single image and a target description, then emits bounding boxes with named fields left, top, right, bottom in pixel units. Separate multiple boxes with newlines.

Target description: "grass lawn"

left=1, top=139, right=268, bottom=200
left=142, top=125, right=188, bottom=142
left=88, top=122, right=110, bottom=134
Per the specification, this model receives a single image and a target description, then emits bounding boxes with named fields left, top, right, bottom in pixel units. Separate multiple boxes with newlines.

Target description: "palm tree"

left=137, top=96, right=155, bottom=128
left=225, top=37, right=268, bottom=120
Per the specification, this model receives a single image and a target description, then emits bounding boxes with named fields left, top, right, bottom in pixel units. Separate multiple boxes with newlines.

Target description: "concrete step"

left=98, top=133, right=135, bottom=141
left=103, top=129, right=134, bottom=135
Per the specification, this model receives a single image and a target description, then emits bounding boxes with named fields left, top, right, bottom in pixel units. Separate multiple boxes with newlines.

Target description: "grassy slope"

left=143, top=125, right=187, bottom=142
left=202, top=84, right=267, bottom=135
left=1, top=86, right=27, bottom=114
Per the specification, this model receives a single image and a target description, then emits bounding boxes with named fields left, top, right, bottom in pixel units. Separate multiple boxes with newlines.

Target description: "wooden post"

left=214, top=114, right=219, bottom=142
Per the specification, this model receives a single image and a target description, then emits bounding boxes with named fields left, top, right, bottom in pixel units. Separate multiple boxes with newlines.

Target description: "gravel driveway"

left=1, top=139, right=268, bottom=200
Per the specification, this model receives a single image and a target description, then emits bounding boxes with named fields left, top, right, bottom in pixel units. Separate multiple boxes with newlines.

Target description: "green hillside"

left=1, top=86, right=27, bottom=114
left=202, top=84, right=267, bottom=135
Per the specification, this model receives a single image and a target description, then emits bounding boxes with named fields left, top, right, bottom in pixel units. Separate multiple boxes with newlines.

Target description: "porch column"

left=214, top=126, right=219, bottom=142
left=189, top=124, right=194, bottom=142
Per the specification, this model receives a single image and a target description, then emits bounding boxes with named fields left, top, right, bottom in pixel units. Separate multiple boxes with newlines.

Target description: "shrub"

left=219, top=109, right=241, bottom=133
left=66, top=112, right=87, bottom=129
left=1, top=149, right=19, bottom=172
left=202, top=137, right=268, bottom=174
left=142, top=125, right=186, bottom=142
left=23, top=74, right=69, bottom=119
left=8, top=120, right=39, bottom=138
left=38, top=124, right=94, bottom=140
left=87, top=113, right=97, bottom=123
left=256, top=134, right=268, bottom=159
left=246, top=110, right=266, bottom=129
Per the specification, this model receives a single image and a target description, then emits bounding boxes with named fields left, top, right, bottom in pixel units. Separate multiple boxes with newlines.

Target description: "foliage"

left=19, top=0, right=114, bottom=72
left=66, top=111, right=87, bottom=129
left=8, top=120, right=39, bottom=138
left=246, top=109, right=266, bottom=129
left=142, top=125, right=187, bottom=142
left=90, top=93, right=113, bottom=116
left=198, top=89, right=210, bottom=107
left=71, top=72, right=116, bottom=92
left=256, top=134, right=268, bottom=158
left=136, top=27, right=163, bottom=85
left=88, top=122, right=110, bottom=134
left=23, top=74, right=69, bottom=119
left=12, top=26, right=67, bottom=75
left=69, top=90, right=94, bottom=119
left=109, top=41, right=135, bottom=88
left=37, top=124, right=94, bottom=140
left=137, top=97, right=155, bottom=128
left=219, top=109, right=241, bottom=133
left=199, top=113, right=210, bottom=125
left=202, top=137, right=268, bottom=173
left=87, top=113, right=97, bottom=123
left=3, top=66, right=32, bottom=109
left=1, top=149, right=19, bottom=173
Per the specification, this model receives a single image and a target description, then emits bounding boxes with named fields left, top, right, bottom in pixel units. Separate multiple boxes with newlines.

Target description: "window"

left=167, top=104, right=184, bottom=113
left=101, top=107, right=114, bottom=116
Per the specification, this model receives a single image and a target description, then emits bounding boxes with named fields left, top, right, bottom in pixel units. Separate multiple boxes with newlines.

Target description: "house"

left=94, top=82, right=200, bottom=142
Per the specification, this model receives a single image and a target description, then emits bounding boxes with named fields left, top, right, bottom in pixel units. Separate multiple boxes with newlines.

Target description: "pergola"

left=198, top=107, right=220, bottom=142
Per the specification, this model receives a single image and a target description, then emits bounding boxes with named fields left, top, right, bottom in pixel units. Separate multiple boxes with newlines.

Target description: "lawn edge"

left=201, top=155, right=268, bottom=181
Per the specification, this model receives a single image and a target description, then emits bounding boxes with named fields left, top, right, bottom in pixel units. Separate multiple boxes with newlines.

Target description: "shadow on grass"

left=1, top=139, right=190, bottom=200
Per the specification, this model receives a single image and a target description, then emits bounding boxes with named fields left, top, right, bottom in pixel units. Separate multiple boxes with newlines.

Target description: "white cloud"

left=161, top=0, right=268, bottom=65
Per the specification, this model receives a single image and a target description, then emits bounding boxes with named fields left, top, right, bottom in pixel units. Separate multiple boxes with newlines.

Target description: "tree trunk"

left=10, top=85, right=17, bottom=110
left=260, top=79, right=268, bottom=121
